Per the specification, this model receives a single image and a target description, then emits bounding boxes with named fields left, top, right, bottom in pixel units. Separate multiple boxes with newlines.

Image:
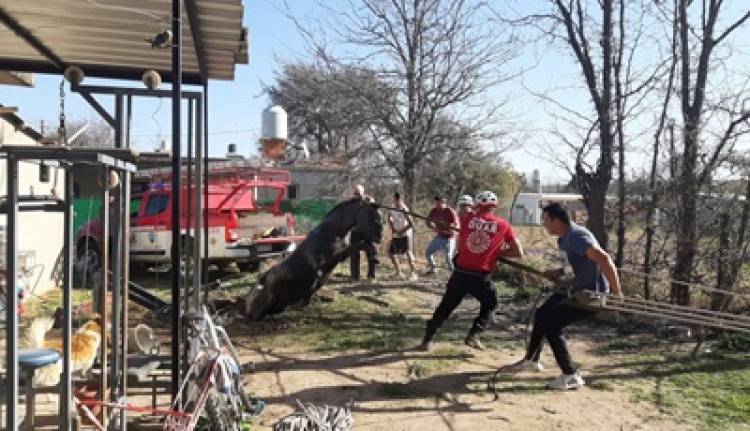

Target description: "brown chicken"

left=22, top=314, right=103, bottom=386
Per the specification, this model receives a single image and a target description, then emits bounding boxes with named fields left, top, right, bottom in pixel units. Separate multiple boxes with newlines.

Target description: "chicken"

left=22, top=314, right=103, bottom=387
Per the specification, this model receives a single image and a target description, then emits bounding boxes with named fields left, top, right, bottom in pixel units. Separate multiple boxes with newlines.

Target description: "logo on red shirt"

left=467, top=230, right=492, bottom=254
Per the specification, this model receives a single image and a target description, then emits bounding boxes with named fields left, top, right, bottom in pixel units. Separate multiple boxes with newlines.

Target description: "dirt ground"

left=222, top=274, right=710, bottom=431
left=12, top=237, right=748, bottom=430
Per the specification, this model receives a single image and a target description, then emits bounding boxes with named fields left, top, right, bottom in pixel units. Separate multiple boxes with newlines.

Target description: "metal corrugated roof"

left=0, top=0, right=248, bottom=83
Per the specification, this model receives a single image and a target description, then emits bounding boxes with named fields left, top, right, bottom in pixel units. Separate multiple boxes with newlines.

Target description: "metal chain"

left=58, top=78, right=67, bottom=145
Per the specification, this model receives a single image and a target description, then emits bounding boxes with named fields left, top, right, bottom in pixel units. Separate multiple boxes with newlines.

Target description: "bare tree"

left=711, top=156, right=750, bottom=310
left=284, top=0, right=518, bottom=208
left=266, top=62, right=388, bottom=155
left=418, top=119, right=519, bottom=205
left=510, top=0, right=664, bottom=250
left=643, top=2, right=679, bottom=300
left=552, top=0, right=616, bottom=249
left=63, top=118, right=114, bottom=148
left=669, top=0, right=750, bottom=305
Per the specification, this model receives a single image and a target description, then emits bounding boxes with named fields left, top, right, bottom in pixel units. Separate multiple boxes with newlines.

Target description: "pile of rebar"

left=588, top=293, right=750, bottom=334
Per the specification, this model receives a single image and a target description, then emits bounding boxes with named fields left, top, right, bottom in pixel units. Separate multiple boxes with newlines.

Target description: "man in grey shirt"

left=507, top=203, right=622, bottom=390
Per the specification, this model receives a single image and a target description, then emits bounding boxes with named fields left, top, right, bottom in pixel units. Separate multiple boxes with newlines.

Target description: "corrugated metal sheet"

left=0, top=70, right=33, bottom=86
left=0, top=0, right=248, bottom=82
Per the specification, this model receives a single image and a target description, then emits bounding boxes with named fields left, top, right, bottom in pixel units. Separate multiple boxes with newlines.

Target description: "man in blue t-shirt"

left=507, top=203, right=622, bottom=390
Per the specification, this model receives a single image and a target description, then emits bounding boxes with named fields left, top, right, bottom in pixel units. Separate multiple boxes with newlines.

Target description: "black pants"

left=426, top=269, right=498, bottom=337
left=525, top=293, right=597, bottom=375
left=350, top=231, right=378, bottom=279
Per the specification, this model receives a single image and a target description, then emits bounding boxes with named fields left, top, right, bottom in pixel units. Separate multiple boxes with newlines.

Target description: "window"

left=145, top=194, right=169, bottom=216
left=130, top=197, right=142, bottom=218
left=287, top=184, right=299, bottom=200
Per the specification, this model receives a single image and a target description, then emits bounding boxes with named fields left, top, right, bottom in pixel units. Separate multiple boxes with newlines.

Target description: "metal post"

left=171, top=0, right=183, bottom=402
left=186, top=98, right=193, bottom=314
left=109, top=183, right=122, bottom=429
left=5, top=156, right=19, bottom=431
left=120, top=169, right=131, bottom=430
left=126, top=95, right=132, bottom=148
left=121, top=95, right=133, bottom=431
left=193, top=95, right=203, bottom=309
left=100, top=166, right=110, bottom=428
left=114, top=93, right=124, bottom=149
left=202, top=83, right=209, bottom=300
left=111, top=95, right=125, bottom=428
left=60, top=167, right=74, bottom=430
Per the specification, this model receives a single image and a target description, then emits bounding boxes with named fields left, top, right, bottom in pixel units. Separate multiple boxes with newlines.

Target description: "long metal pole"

left=193, top=95, right=203, bottom=309
left=121, top=94, right=133, bottom=431
left=170, top=0, right=183, bottom=402
left=202, top=83, right=209, bottom=299
left=186, top=98, right=193, bottom=314
left=100, top=165, right=110, bottom=428
left=5, top=156, right=19, bottom=431
left=61, top=167, right=74, bottom=430
left=111, top=95, right=124, bottom=428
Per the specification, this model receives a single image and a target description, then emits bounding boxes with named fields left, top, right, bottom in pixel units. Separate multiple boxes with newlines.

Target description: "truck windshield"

left=145, top=194, right=169, bottom=216
left=254, top=187, right=284, bottom=212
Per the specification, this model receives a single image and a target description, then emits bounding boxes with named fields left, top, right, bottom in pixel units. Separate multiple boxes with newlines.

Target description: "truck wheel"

left=238, top=261, right=260, bottom=273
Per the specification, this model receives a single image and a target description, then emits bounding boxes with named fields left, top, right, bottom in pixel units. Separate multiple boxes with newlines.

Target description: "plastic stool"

left=18, top=348, right=61, bottom=430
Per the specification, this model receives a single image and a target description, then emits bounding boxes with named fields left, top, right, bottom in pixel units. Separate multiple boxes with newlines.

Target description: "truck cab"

left=76, top=167, right=304, bottom=274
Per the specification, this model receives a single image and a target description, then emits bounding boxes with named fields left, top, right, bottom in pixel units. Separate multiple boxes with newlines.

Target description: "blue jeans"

left=425, top=236, right=455, bottom=271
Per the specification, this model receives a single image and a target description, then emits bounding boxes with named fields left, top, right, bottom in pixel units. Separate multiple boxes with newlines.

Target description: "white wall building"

left=505, top=170, right=587, bottom=225
left=0, top=105, right=65, bottom=299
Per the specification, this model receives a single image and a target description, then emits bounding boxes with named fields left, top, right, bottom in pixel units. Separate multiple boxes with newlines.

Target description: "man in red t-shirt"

left=424, top=196, right=460, bottom=275
left=420, top=190, right=523, bottom=351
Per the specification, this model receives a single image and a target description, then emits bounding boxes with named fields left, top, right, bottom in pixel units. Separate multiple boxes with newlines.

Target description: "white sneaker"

left=409, top=273, right=418, bottom=281
left=547, top=372, right=585, bottom=390
left=505, top=359, right=544, bottom=373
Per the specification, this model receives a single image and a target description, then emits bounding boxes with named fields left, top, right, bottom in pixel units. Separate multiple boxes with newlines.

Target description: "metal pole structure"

left=171, top=0, right=183, bottom=402
left=5, top=156, right=19, bottom=431
left=60, top=167, right=74, bottom=430
left=202, top=83, right=209, bottom=299
left=100, top=165, right=110, bottom=428
left=121, top=95, right=133, bottom=431
left=186, top=98, right=193, bottom=314
left=126, top=95, right=132, bottom=149
left=193, top=95, right=203, bottom=309
left=181, top=99, right=193, bottom=383
left=111, top=94, right=124, bottom=429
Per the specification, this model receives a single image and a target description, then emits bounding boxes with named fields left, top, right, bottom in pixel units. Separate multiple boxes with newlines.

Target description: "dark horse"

left=243, top=197, right=383, bottom=320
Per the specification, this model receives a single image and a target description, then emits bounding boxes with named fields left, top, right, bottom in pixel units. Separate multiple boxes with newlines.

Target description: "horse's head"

left=355, top=198, right=383, bottom=244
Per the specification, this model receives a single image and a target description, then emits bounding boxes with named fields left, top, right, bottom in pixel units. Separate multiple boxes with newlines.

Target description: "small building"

left=507, top=192, right=587, bottom=225
left=283, top=160, right=347, bottom=200
left=0, top=104, right=65, bottom=298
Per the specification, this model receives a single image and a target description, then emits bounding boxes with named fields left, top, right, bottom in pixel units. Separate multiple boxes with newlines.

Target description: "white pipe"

left=66, top=123, right=90, bottom=145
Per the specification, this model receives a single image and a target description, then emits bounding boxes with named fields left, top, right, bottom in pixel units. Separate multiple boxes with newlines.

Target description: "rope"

left=380, top=204, right=750, bottom=397
left=76, top=398, right=191, bottom=419
left=58, top=79, right=66, bottom=146
left=489, top=287, right=545, bottom=401
left=382, top=204, right=750, bottom=300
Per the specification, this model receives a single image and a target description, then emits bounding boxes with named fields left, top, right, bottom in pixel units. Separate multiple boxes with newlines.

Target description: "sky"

left=1, top=0, right=749, bottom=186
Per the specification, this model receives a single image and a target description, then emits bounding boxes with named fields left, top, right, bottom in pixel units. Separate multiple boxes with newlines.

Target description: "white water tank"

left=531, top=169, right=542, bottom=194
left=261, top=105, right=288, bottom=141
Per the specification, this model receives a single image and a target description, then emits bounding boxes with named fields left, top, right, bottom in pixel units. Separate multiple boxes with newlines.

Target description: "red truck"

left=76, top=167, right=304, bottom=273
